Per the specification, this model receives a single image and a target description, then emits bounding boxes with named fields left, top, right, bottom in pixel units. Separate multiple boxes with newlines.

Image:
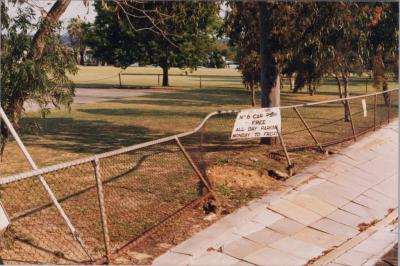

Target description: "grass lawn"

left=0, top=66, right=397, bottom=264
left=2, top=67, right=396, bottom=177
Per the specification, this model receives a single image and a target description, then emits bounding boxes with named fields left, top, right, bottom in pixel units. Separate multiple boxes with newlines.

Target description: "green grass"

left=1, top=67, right=397, bottom=177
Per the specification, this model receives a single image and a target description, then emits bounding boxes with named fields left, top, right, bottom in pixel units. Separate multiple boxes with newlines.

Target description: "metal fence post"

left=200, top=76, right=202, bottom=88
left=365, top=78, right=368, bottom=93
left=119, top=72, right=122, bottom=88
left=174, top=136, right=221, bottom=208
left=275, top=126, right=294, bottom=177
left=293, top=107, right=325, bottom=153
left=158, top=74, right=160, bottom=86
left=346, top=100, right=357, bottom=141
left=0, top=106, right=93, bottom=261
left=373, top=94, right=377, bottom=131
left=92, top=158, right=111, bottom=262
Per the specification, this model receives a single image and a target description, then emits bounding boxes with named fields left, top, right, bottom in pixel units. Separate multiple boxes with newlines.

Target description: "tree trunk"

left=79, top=50, right=85, bottom=65
left=162, top=65, right=169, bottom=87
left=343, top=75, right=350, bottom=122
left=383, top=80, right=390, bottom=106
left=31, top=0, right=72, bottom=60
left=308, top=82, right=314, bottom=96
left=251, top=83, right=256, bottom=107
left=289, top=74, right=294, bottom=91
left=259, top=2, right=280, bottom=145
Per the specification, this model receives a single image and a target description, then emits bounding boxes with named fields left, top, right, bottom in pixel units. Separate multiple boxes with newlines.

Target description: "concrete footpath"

left=153, top=120, right=398, bottom=266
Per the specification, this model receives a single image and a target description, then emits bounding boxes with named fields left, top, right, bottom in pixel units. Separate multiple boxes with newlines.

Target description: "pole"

left=293, top=107, right=324, bottom=153
left=274, top=126, right=293, bottom=177
left=200, top=76, right=202, bottom=88
left=174, top=136, right=220, bottom=210
left=158, top=74, right=160, bottom=86
left=118, top=72, right=122, bottom=88
left=365, top=78, right=368, bottom=93
left=92, top=159, right=111, bottom=261
left=0, top=106, right=93, bottom=261
left=346, top=100, right=357, bottom=141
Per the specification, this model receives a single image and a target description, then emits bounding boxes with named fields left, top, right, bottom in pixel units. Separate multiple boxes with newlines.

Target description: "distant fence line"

left=110, top=72, right=396, bottom=92
left=118, top=72, right=242, bottom=88
left=0, top=88, right=398, bottom=264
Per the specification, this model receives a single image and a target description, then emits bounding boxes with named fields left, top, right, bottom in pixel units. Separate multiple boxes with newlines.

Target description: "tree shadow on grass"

left=19, top=117, right=166, bottom=155
left=77, top=108, right=209, bottom=118
left=109, top=87, right=253, bottom=107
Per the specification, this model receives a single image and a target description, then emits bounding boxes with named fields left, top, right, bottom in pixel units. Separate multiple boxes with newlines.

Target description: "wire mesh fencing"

left=0, top=137, right=214, bottom=264
left=0, top=89, right=398, bottom=264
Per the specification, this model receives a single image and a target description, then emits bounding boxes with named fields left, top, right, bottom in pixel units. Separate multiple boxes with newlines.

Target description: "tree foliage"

left=1, top=3, right=77, bottom=155
left=67, top=16, right=90, bottom=65
left=88, top=1, right=220, bottom=86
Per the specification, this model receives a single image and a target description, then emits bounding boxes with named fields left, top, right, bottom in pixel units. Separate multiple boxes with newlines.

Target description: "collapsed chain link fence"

left=0, top=89, right=398, bottom=264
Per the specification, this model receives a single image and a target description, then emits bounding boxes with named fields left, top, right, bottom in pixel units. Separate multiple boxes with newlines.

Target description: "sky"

left=7, top=0, right=228, bottom=33
left=7, top=0, right=97, bottom=33
left=7, top=1, right=228, bottom=34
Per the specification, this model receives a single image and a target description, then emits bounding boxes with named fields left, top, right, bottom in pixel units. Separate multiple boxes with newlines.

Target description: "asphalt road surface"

left=24, top=87, right=166, bottom=112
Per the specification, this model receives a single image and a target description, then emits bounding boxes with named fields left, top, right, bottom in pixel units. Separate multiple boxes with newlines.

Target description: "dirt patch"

left=207, top=165, right=282, bottom=190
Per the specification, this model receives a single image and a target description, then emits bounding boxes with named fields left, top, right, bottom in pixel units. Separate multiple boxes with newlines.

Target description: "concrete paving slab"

left=362, top=189, right=397, bottom=206
left=333, top=250, right=372, bottom=265
left=294, top=178, right=326, bottom=192
left=353, top=194, right=391, bottom=211
left=310, top=218, right=359, bottom=239
left=222, top=237, right=263, bottom=259
left=242, top=246, right=307, bottom=266
left=191, top=250, right=239, bottom=266
left=324, top=174, right=370, bottom=192
left=284, top=193, right=337, bottom=217
left=233, top=221, right=266, bottom=237
left=284, top=173, right=313, bottom=187
left=250, top=209, right=284, bottom=226
left=230, top=260, right=256, bottom=266
left=341, top=167, right=380, bottom=186
left=340, top=202, right=380, bottom=220
left=374, top=177, right=398, bottom=199
left=326, top=263, right=348, bottom=266
left=268, top=237, right=324, bottom=259
left=152, top=251, right=192, bottom=265
left=267, top=198, right=322, bottom=225
left=244, top=227, right=285, bottom=246
left=267, top=217, right=306, bottom=235
left=305, top=185, right=350, bottom=207
left=327, top=209, right=366, bottom=229
left=292, top=227, right=346, bottom=249
left=353, top=234, right=397, bottom=255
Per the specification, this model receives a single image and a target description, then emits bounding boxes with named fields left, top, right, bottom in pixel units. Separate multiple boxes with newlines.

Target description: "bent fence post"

left=293, top=107, right=325, bottom=153
left=0, top=106, right=93, bottom=261
left=274, top=126, right=293, bottom=177
left=174, top=136, right=221, bottom=209
left=92, top=158, right=111, bottom=262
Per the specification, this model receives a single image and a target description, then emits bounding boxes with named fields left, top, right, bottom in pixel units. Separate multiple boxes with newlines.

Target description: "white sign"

left=361, top=99, right=367, bottom=117
left=231, top=108, right=281, bottom=139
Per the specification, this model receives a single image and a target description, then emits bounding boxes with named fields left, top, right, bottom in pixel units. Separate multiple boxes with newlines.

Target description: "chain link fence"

left=0, top=89, right=398, bottom=264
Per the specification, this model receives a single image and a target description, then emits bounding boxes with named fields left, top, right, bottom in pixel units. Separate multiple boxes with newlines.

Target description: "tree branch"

left=31, top=0, right=71, bottom=60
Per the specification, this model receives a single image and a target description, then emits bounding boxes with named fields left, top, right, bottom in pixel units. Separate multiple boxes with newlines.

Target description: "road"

left=23, top=87, right=166, bottom=112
